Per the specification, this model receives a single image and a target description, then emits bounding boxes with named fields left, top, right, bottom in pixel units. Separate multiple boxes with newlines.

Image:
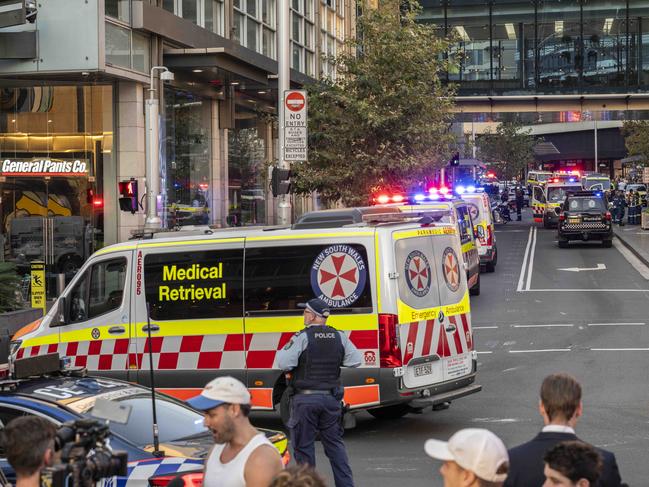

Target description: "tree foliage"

left=0, top=262, right=21, bottom=312
left=622, top=120, right=649, bottom=163
left=477, top=122, right=540, bottom=181
left=291, top=0, right=457, bottom=206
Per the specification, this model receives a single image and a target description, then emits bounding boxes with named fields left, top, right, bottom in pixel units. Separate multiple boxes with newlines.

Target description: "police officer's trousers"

left=289, top=394, right=354, bottom=487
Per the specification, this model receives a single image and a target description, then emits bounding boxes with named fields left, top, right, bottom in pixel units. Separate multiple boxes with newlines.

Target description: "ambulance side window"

left=88, top=258, right=127, bottom=319
left=245, top=245, right=372, bottom=313
left=455, top=206, right=472, bottom=244
left=144, top=249, right=244, bottom=320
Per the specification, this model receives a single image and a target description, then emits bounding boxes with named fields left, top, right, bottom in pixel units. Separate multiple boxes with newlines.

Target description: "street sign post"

left=30, top=260, right=46, bottom=316
left=283, top=90, right=308, bottom=162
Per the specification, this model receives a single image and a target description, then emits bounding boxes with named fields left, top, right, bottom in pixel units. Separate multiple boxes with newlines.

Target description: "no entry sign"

left=283, top=90, right=308, bottom=161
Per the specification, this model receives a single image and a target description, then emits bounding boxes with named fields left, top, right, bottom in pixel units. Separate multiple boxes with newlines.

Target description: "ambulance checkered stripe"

left=17, top=330, right=379, bottom=371
left=100, top=457, right=204, bottom=487
left=399, top=313, right=472, bottom=366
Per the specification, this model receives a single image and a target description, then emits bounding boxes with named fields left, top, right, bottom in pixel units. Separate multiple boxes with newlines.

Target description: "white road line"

left=473, top=326, right=499, bottom=330
left=613, top=238, right=649, bottom=280
left=476, top=351, right=493, bottom=354
left=517, top=227, right=534, bottom=292
left=512, top=324, right=574, bottom=328
left=525, top=226, right=537, bottom=291
left=521, top=288, right=649, bottom=292
left=509, top=349, right=571, bottom=353
left=587, top=322, right=646, bottom=326
left=591, top=348, right=649, bottom=351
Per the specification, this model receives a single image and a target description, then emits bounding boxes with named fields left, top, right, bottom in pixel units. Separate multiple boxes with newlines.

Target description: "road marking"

left=525, top=226, right=537, bottom=291
left=512, top=324, right=574, bottom=328
left=613, top=238, right=649, bottom=280
left=558, top=264, right=606, bottom=272
left=509, top=348, right=571, bottom=353
left=495, top=230, right=526, bottom=233
left=591, top=348, right=649, bottom=351
left=476, top=351, right=493, bottom=354
left=587, top=322, right=645, bottom=326
left=473, top=326, right=499, bottom=330
left=517, top=227, right=534, bottom=292
left=520, top=288, right=649, bottom=292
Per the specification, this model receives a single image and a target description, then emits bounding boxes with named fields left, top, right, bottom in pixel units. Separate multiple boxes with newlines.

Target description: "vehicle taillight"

left=605, top=211, right=612, bottom=221
left=487, top=225, right=493, bottom=247
left=149, top=472, right=203, bottom=487
left=378, top=313, right=402, bottom=368
left=559, top=213, right=565, bottom=221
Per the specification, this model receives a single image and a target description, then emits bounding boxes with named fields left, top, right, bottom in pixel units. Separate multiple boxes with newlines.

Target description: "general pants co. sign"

left=283, top=90, right=307, bottom=162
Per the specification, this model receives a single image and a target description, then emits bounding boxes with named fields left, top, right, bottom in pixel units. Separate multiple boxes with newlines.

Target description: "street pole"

left=276, top=0, right=291, bottom=225
left=594, top=115, right=598, bottom=173
left=144, top=66, right=173, bottom=230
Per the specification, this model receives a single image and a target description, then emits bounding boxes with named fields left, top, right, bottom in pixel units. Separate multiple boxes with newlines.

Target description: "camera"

left=43, top=419, right=128, bottom=487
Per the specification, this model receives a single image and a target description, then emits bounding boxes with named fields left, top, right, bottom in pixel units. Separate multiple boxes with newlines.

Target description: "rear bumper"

left=479, top=247, right=495, bottom=264
left=559, top=228, right=612, bottom=240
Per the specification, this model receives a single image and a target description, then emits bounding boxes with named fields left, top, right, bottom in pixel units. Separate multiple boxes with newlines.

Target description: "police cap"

left=298, top=298, right=330, bottom=318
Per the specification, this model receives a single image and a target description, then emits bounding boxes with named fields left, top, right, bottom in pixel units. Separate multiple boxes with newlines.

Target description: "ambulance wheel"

left=543, top=216, right=551, bottom=229
left=469, top=275, right=480, bottom=296
left=486, top=250, right=496, bottom=273
left=279, top=388, right=291, bottom=427
left=368, top=403, right=410, bottom=420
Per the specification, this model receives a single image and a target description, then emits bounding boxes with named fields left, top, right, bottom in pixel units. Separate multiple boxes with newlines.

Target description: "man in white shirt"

left=187, top=376, right=283, bottom=487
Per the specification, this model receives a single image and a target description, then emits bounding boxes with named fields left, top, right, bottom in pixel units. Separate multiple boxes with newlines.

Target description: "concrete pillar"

left=210, top=100, right=228, bottom=227
left=116, top=81, right=146, bottom=242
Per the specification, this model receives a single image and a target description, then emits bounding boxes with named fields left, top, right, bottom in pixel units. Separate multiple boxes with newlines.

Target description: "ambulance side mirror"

left=57, top=296, right=68, bottom=326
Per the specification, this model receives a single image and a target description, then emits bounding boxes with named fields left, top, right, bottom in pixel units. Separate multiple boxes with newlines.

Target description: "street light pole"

left=144, top=66, right=174, bottom=231
left=594, top=115, right=598, bottom=173
left=276, top=0, right=291, bottom=225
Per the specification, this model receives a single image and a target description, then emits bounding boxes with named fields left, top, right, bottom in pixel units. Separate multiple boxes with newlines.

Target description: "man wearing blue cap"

left=277, top=298, right=362, bottom=487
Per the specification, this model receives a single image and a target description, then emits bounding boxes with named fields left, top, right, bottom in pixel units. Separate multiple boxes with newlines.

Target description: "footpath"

left=613, top=224, right=649, bottom=267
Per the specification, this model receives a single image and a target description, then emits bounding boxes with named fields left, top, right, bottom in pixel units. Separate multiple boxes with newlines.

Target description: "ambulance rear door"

left=134, top=238, right=245, bottom=396
left=432, top=229, right=474, bottom=382
left=392, top=228, right=446, bottom=390
left=532, top=184, right=546, bottom=222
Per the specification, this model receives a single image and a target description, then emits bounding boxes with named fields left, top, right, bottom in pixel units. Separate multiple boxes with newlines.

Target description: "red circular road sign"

left=286, top=91, right=306, bottom=112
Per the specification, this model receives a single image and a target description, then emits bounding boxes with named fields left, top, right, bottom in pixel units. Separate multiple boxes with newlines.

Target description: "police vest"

left=292, top=325, right=345, bottom=391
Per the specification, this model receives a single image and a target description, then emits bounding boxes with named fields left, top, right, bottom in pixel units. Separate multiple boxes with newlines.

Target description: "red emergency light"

left=92, top=197, right=104, bottom=208
left=486, top=172, right=496, bottom=178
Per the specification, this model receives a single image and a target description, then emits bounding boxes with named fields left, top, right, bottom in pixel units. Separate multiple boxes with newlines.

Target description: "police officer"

left=515, top=186, right=525, bottom=221
left=277, top=298, right=362, bottom=487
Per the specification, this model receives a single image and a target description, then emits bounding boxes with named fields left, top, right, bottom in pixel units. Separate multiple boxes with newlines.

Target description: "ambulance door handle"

left=445, top=324, right=457, bottom=333
left=108, top=326, right=126, bottom=335
left=142, top=324, right=160, bottom=333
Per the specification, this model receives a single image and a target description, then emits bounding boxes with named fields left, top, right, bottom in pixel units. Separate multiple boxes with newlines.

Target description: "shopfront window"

left=227, top=124, right=267, bottom=227
left=0, top=85, right=112, bottom=294
left=163, top=89, right=212, bottom=228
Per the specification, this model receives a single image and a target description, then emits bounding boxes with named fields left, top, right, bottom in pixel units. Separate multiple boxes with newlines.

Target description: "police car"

left=557, top=191, right=613, bottom=248
left=0, top=354, right=289, bottom=486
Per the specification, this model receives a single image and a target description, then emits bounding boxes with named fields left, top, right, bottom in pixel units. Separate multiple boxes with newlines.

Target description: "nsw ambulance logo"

left=404, top=250, right=431, bottom=298
left=311, top=245, right=367, bottom=308
left=442, top=247, right=460, bottom=292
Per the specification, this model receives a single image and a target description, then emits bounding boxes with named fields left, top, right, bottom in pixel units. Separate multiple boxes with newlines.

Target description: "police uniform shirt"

left=277, top=328, right=362, bottom=371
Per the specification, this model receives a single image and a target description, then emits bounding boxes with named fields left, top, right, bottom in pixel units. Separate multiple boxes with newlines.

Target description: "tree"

left=622, top=120, right=649, bottom=163
left=0, top=262, right=21, bottom=312
left=477, top=121, right=539, bottom=181
left=291, top=0, right=457, bottom=206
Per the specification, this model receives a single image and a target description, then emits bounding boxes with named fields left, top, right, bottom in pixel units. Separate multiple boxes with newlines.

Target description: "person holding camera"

left=277, top=298, right=362, bottom=487
left=3, top=416, right=57, bottom=487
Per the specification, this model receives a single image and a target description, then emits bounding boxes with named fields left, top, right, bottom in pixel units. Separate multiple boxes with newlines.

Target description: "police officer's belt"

left=295, top=389, right=333, bottom=395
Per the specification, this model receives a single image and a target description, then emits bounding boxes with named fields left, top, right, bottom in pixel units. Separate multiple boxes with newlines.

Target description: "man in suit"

left=504, top=373, right=622, bottom=487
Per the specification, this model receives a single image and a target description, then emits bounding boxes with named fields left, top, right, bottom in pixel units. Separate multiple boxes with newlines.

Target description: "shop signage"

left=30, top=260, right=46, bottom=316
left=283, top=90, right=307, bottom=161
left=1, top=158, right=89, bottom=177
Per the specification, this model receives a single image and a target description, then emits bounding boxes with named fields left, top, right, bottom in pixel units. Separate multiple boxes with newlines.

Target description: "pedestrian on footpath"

left=543, top=441, right=602, bottom=487
left=504, top=373, right=622, bottom=487
left=515, top=187, right=524, bottom=221
left=187, top=376, right=283, bottom=487
left=425, top=428, right=509, bottom=487
left=612, top=191, right=626, bottom=225
left=277, top=298, right=361, bottom=487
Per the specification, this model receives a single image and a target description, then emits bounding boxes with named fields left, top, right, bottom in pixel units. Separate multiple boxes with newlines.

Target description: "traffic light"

left=271, top=167, right=292, bottom=197
left=118, top=179, right=138, bottom=214
left=450, top=152, right=460, bottom=167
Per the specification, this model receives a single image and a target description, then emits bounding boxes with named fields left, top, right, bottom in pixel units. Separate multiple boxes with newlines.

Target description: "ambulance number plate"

left=414, top=363, right=433, bottom=377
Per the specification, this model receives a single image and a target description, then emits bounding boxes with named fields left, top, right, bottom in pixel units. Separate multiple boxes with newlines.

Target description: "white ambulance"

left=12, top=212, right=480, bottom=422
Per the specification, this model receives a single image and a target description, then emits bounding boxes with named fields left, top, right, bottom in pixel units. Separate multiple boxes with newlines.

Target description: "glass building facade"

left=420, top=0, right=649, bottom=95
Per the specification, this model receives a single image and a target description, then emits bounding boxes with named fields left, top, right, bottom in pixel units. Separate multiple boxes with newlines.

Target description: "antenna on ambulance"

left=145, top=303, right=164, bottom=457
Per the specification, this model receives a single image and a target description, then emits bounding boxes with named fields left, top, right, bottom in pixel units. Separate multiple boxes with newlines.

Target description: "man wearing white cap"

left=187, top=376, right=283, bottom=487
left=425, top=428, right=510, bottom=487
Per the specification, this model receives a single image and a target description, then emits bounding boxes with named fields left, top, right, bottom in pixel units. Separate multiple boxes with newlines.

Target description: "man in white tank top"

left=187, top=376, right=283, bottom=487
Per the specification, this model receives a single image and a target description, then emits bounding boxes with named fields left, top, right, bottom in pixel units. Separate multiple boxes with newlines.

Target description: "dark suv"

left=557, top=191, right=613, bottom=248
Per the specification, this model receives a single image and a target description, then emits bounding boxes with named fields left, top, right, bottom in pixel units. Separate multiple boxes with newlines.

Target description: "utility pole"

left=594, top=114, right=598, bottom=173
left=144, top=66, right=174, bottom=231
left=276, top=0, right=291, bottom=225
